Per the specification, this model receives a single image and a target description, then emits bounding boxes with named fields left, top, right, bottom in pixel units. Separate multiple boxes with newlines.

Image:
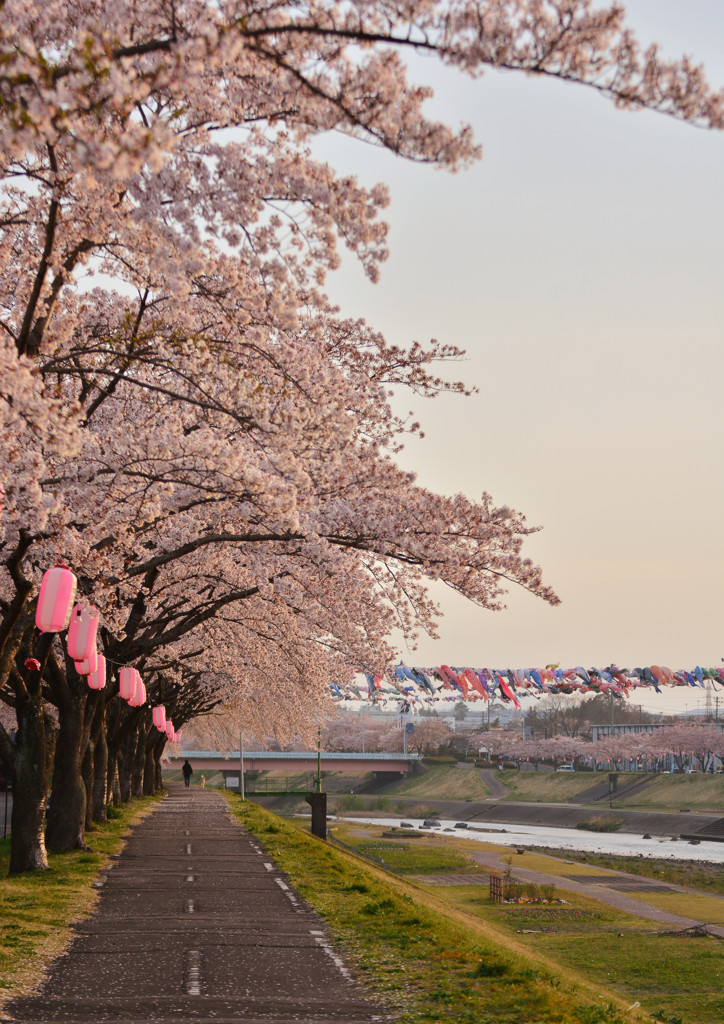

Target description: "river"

left=335, top=815, right=724, bottom=863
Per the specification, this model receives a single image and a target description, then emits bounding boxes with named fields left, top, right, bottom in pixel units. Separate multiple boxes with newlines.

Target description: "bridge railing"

left=172, top=750, right=421, bottom=761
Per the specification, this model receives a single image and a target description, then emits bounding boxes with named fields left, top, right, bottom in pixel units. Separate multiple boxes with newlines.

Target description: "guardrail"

left=175, top=751, right=421, bottom=761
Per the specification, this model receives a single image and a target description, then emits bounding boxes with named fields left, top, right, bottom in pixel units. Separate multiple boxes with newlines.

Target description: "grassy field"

left=393, top=765, right=491, bottom=801
left=0, top=796, right=160, bottom=1013
left=328, top=821, right=724, bottom=1024
left=348, top=838, right=483, bottom=876
left=614, top=774, right=724, bottom=810
left=488, top=769, right=724, bottom=810
left=623, top=890, right=724, bottom=926
left=494, top=771, right=603, bottom=802
left=229, top=796, right=646, bottom=1024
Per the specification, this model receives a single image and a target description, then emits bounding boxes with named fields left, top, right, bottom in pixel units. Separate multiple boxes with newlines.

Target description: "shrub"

left=575, top=816, right=623, bottom=833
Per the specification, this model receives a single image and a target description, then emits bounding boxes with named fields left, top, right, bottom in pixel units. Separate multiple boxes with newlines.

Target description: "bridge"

left=164, top=750, right=421, bottom=790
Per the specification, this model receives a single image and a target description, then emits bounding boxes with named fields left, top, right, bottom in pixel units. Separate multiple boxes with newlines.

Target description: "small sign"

left=225, top=776, right=239, bottom=788
left=405, top=723, right=415, bottom=734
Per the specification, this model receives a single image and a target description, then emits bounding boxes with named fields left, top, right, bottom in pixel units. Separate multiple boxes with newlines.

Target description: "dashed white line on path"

left=186, top=950, right=202, bottom=996
left=311, top=932, right=353, bottom=982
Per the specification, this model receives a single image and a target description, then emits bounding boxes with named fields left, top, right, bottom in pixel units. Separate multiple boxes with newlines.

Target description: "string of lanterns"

left=33, top=565, right=181, bottom=743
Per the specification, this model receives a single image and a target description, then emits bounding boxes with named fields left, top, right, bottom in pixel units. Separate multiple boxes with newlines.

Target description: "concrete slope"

left=467, top=801, right=717, bottom=837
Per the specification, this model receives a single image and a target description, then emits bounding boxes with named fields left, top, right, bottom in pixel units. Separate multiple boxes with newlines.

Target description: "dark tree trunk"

left=132, top=720, right=149, bottom=797
left=82, top=735, right=95, bottom=832
left=153, top=732, right=167, bottom=793
left=92, top=721, right=108, bottom=821
left=142, top=742, right=155, bottom=795
left=8, top=702, right=55, bottom=874
left=118, top=729, right=137, bottom=803
left=110, top=757, right=121, bottom=805
left=45, top=679, right=90, bottom=851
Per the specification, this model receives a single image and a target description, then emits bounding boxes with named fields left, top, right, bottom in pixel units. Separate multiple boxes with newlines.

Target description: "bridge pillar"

left=244, top=769, right=261, bottom=793
left=305, top=792, right=327, bottom=840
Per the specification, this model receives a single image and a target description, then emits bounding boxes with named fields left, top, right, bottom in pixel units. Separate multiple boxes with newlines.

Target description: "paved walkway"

left=463, top=849, right=724, bottom=937
left=5, top=786, right=386, bottom=1024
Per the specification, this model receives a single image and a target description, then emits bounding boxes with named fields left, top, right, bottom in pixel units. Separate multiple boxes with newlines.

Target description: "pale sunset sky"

left=318, top=0, right=724, bottom=712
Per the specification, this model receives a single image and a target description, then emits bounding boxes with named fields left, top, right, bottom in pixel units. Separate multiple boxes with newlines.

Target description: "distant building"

left=591, top=720, right=724, bottom=741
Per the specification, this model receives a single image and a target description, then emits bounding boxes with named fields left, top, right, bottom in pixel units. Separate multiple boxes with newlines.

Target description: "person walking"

left=182, top=760, right=193, bottom=788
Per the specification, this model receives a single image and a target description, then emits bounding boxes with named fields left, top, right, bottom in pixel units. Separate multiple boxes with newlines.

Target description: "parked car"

left=556, top=764, right=574, bottom=772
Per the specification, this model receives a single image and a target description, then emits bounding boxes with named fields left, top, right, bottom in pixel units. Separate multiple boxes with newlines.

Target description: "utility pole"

left=239, top=731, right=245, bottom=800
left=316, top=726, right=322, bottom=793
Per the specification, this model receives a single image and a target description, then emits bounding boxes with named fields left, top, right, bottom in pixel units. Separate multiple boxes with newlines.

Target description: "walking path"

left=5, top=786, right=385, bottom=1024
left=457, top=850, right=724, bottom=937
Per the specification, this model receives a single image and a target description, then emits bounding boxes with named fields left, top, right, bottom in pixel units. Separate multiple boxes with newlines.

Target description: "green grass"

left=613, top=775, right=724, bottom=810
left=541, top=932, right=724, bottom=1024
left=0, top=795, right=160, bottom=1010
left=624, top=890, right=724, bottom=927
left=352, top=840, right=481, bottom=876
left=393, top=765, right=491, bottom=801
left=227, top=795, right=644, bottom=1024
left=329, top=824, right=724, bottom=1024
left=575, top=816, right=624, bottom=832
left=495, top=771, right=603, bottom=803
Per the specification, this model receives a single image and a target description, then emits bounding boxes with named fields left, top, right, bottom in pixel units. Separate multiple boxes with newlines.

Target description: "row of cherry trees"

left=2, top=1, right=723, bottom=872
left=319, top=714, right=724, bottom=770
left=476, top=723, right=724, bottom=771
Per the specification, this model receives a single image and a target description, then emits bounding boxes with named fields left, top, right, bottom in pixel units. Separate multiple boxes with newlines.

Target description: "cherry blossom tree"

left=2, top=1, right=724, bottom=872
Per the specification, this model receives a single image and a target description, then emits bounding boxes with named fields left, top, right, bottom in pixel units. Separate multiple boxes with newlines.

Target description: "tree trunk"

left=82, top=735, right=95, bottom=832
left=143, top=742, right=156, bottom=795
left=92, top=721, right=108, bottom=821
left=45, top=681, right=89, bottom=852
left=132, top=721, right=149, bottom=797
left=9, top=702, right=55, bottom=874
left=118, top=729, right=137, bottom=803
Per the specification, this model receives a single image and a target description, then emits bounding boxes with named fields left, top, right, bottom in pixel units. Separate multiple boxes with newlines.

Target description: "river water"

left=336, top=815, right=724, bottom=863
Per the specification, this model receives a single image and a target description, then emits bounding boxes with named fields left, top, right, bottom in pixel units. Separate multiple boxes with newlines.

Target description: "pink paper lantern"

left=173, top=730, right=182, bottom=744
left=152, top=705, right=166, bottom=731
left=129, top=673, right=146, bottom=707
left=119, top=667, right=136, bottom=701
left=67, top=604, right=99, bottom=661
left=75, top=650, right=98, bottom=676
left=165, top=721, right=175, bottom=740
left=88, top=654, right=106, bottom=691
left=36, top=566, right=77, bottom=633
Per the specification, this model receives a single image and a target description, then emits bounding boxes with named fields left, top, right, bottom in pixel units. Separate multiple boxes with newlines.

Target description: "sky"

left=316, top=1, right=724, bottom=713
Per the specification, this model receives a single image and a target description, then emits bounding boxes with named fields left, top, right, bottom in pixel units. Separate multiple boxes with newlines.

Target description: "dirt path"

left=478, top=768, right=509, bottom=799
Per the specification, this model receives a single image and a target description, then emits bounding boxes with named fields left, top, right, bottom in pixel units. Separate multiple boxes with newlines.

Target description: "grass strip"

left=227, top=796, right=646, bottom=1024
left=335, top=825, right=724, bottom=1024
left=0, top=795, right=161, bottom=1012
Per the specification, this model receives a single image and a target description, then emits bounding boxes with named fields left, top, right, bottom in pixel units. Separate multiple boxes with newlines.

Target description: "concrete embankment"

left=466, top=800, right=719, bottom=838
